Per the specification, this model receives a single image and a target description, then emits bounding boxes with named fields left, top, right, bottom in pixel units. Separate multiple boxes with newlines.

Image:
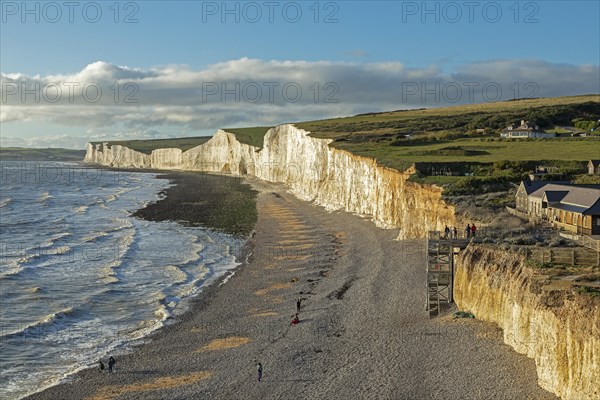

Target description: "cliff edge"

left=84, top=124, right=456, bottom=239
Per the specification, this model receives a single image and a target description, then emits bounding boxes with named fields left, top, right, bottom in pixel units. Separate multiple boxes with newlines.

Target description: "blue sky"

left=1, top=0, right=599, bottom=148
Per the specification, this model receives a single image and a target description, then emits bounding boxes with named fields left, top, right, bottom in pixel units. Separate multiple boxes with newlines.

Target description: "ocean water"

left=0, top=162, right=243, bottom=400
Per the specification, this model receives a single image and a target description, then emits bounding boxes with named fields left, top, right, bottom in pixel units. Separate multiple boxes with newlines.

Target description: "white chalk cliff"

left=85, top=124, right=599, bottom=399
left=85, top=124, right=456, bottom=239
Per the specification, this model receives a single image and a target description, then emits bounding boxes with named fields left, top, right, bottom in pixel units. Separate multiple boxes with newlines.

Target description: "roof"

left=560, top=186, right=600, bottom=209
left=584, top=199, right=600, bottom=215
left=542, top=191, right=568, bottom=203
left=552, top=203, right=589, bottom=214
left=589, top=160, right=600, bottom=167
left=528, top=183, right=600, bottom=215
left=519, top=181, right=570, bottom=195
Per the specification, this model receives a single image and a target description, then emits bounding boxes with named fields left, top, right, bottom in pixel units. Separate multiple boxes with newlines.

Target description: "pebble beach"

left=26, top=175, right=556, bottom=400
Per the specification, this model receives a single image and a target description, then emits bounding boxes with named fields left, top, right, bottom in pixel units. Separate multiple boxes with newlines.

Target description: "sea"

left=0, top=161, right=243, bottom=400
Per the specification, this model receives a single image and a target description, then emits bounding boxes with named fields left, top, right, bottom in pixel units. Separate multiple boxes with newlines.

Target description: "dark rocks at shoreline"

left=132, top=172, right=258, bottom=238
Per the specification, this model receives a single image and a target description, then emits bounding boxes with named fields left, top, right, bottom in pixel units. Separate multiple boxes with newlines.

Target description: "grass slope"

left=295, top=95, right=600, bottom=170
left=222, top=127, right=273, bottom=148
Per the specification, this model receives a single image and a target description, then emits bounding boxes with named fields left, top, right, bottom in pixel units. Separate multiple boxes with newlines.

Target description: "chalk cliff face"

left=454, top=245, right=600, bottom=400
left=84, top=124, right=456, bottom=238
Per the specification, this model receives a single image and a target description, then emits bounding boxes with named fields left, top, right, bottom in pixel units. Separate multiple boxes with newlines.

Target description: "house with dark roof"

left=501, top=120, right=556, bottom=139
left=515, top=181, right=569, bottom=214
left=589, top=160, right=600, bottom=175
left=516, top=181, right=600, bottom=235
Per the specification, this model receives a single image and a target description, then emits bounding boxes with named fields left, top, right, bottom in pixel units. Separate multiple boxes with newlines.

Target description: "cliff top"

left=295, top=94, right=600, bottom=171
left=90, top=136, right=212, bottom=155
left=221, top=127, right=273, bottom=149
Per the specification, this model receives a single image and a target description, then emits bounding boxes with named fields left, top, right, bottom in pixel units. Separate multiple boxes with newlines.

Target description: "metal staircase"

left=426, top=232, right=454, bottom=317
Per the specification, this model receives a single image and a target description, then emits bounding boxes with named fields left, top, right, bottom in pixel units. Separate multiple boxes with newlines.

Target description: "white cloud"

left=1, top=58, right=598, bottom=148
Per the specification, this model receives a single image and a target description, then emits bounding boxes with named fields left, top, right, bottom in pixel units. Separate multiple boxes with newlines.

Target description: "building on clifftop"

left=515, top=181, right=600, bottom=235
left=501, top=120, right=556, bottom=139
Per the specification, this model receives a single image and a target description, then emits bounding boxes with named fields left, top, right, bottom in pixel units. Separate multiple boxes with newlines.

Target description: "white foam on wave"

left=165, top=265, right=188, bottom=284
left=0, top=197, right=12, bottom=208
left=73, top=205, right=89, bottom=214
left=40, top=232, right=72, bottom=248
left=99, top=226, right=136, bottom=284
left=0, top=306, right=76, bottom=339
left=39, top=191, right=53, bottom=203
left=0, top=259, right=24, bottom=280
left=81, top=231, right=109, bottom=243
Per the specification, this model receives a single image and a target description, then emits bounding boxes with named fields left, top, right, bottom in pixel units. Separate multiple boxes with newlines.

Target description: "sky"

left=1, top=0, right=599, bottom=149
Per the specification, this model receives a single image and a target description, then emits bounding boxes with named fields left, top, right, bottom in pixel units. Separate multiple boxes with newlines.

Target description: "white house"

left=501, top=120, right=556, bottom=139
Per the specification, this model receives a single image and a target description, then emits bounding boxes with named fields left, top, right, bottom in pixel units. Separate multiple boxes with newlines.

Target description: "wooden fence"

left=523, top=247, right=600, bottom=267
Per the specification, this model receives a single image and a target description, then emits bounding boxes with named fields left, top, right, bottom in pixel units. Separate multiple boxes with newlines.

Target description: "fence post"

left=572, top=249, right=576, bottom=266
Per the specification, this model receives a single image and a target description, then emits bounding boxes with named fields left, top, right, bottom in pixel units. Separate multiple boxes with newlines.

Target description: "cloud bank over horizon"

left=1, top=58, right=598, bottom=149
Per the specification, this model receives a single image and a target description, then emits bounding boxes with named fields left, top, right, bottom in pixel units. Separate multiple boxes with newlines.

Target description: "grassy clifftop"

left=295, top=95, right=600, bottom=170
left=92, top=95, right=599, bottom=168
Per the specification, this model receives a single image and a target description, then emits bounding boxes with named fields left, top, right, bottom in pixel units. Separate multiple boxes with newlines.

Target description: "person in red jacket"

left=291, top=313, right=300, bottom=325
left=471, top=223, right=477, bottom=238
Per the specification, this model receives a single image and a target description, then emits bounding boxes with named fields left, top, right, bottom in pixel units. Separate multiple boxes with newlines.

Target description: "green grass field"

left=296, top=94, right=600, bottom=139
left=222, top=127, right=273, bottom=148
left=0, top=147, right=86, bottom=161
left=94, top=95, right=599, bottom=169
left=332, top=137, right=600, bottom=171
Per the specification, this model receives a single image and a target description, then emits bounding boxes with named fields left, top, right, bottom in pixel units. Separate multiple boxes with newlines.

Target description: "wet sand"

left=26, top=175, right=555, bottom=400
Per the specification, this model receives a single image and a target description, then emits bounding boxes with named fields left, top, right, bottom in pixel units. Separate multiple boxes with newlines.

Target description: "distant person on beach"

left=256, top=362, right=263, bottom=382
left=98, top=360, right=105, bottom=372
left=465, top=224, right=471, bottom=239
left=296, top=298, right=302, bottom=312
left=108, top=356, right=115, bottom=374
left=471, top=223, right=477, bottom=238
left=444, top=225, right=450, bottom=239
left=453, top=227, right=458, bottom=239
left=291, top=313, right=300, bottom=325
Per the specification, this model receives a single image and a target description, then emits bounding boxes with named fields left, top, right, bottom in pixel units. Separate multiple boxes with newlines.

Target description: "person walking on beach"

left=291, top=313, right=300, bottom=325
left=296, top=298, right=302, bottom=312
left=98, top=360, right=105, bottom=372
left=471, top=223, right=477, bottom=238
left=256, top=362, right=263, bottom=382
left=108, top=356, right=115, bottom=374
left=465, top=224, right=471, bottom=239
